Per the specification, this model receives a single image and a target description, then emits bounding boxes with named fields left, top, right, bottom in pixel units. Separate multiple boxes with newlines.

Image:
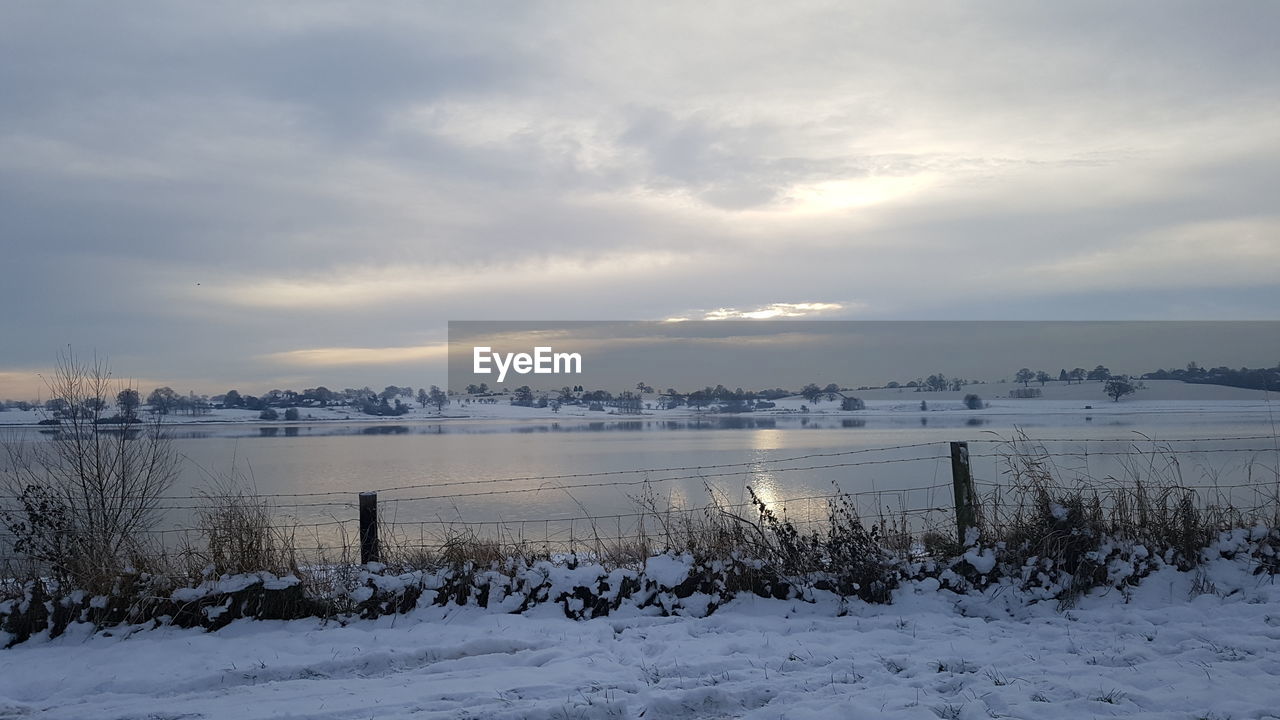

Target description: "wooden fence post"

left=950, top=441, right=976, bottom=545
left=359, top=491, right=380, bottom=564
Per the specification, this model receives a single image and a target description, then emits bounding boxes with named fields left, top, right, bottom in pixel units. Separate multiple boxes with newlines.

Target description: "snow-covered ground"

left=2, top=555, right=1277, bottom=719
left=1, top=380, right=1276, bottom=427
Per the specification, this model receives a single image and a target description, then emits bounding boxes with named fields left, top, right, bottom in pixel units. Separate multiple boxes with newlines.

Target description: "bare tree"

left=1, top=351, right=180, bottom=591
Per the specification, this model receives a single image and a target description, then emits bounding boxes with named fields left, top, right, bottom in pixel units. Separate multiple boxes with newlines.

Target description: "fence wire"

left=1, top=435, right=1277, bottom=566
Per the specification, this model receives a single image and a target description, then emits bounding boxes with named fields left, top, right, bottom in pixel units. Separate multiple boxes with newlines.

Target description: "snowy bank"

left=0, top=550, right=1278, bottom=719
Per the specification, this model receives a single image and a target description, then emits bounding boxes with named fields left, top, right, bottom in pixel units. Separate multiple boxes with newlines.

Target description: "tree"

left=963, top=394, right=983, bottom=410
left=1058, top=369, right=1069, bottom=382
left=1035, top=370, right=1051, bottom=386
left=688, top=390, right=709, bottom=410
left=147, top=386, right=179, bottom=414
left=223, top=389, right=243, bottom=408
left=1087, top=365, right=1112, bottom=382
left=1069, top=368, right=1087, bottom=384
left=115, top=388, right=141, bottom=418
left=307, top=386, right=334, bottom=406
left=1014, top=368, right=1035, bottom=387
left=428, top=385, right=449, bottom=412
left=1104, top=377, right=1135, bottom=402
left=616, top=391, right=643, bottom=414
left=284, top=407, right=300, bottom=421
left=1, top=351, right=179, bottom=592
left=511, top=386, right=535, bottom=407
left=801, top=383, right=823, bottom=404
left=416, top=388, right=429, bottom=408
left=259, top=408, right=279, bottom=420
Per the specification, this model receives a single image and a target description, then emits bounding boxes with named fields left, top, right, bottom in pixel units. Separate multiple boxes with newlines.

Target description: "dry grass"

left=181, top=483, right=299, bottom=578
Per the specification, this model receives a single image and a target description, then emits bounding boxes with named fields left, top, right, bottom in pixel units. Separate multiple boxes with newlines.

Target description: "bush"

left=283, top=407, right=300, bottom=421
left=963, top=394, right=983, bottom=410
left=188, top=485, right=297, bottom=577
left=259, top=408, right=279, bottom=420
left=1, top=352, right=179, bottom=593
left=740, top=487, right=898, bottom=604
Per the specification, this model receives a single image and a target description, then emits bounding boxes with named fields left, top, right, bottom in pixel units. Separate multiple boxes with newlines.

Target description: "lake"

left=4, top=411, right=1279, bottom=553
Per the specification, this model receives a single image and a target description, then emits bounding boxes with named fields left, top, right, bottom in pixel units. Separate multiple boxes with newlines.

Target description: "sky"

left=2, top=1, right=1278, bottom=397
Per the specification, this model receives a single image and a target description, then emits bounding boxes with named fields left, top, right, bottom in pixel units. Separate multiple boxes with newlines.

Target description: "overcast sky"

left=2, top=2, right=1278, bottom=397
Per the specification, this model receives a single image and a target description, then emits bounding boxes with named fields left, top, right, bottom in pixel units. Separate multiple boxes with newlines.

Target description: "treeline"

left=499, top=383, right=850, bottom=414
left=1009, top=366, right=1115, bottom=387
left=1003, top=362, right=1280, bottom=392
left=1, top=383, right=450, bottom=421
left=1141, top=362, right=1280, bottom=391
left=883, top=374, right=981, bottom=392
left=211, top=384, right=448, bottom=418
left=489, top=383, right=794, bottom=414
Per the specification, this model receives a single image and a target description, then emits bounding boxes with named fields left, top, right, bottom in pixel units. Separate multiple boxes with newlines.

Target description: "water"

left=4, top=413, right=1278, bottom=551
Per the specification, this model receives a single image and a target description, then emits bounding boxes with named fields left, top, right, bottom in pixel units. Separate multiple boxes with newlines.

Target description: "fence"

left=2, top=433, right=1279, bottom=573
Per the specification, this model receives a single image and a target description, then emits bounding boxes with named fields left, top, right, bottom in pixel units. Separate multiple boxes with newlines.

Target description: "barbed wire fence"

left=1, top=433, right=1278, bottom=576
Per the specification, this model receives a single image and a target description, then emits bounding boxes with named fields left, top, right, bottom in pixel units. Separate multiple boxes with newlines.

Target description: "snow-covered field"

left=2, top=554, right=1278, bottom=719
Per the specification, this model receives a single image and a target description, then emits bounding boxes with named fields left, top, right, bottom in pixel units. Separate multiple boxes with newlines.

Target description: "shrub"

left=0, top=352, right=179, bottom=593
left=742, top=487, right=898, bottom=603
left=963, top=394, right=983, bottom=410
left=284, top=407, right=300, bottom=421
left=259, top=408, right=279, bottom=420
left=187, top=485, right=297, bottom=577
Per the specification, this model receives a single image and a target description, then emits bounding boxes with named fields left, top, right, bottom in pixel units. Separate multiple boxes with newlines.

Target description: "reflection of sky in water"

left=5, top=415, right=1277, bottom=551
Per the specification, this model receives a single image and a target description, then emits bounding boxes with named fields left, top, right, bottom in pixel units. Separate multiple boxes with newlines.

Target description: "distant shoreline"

left=2, top=378, right=1276, bottom=430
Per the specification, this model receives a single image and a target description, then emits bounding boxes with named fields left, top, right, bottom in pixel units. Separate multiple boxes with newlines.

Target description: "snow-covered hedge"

left=3, top=527, right=1278, bottom=647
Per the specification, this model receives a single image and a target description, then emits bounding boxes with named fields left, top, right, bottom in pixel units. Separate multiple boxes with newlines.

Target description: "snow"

left=170, top=572, right=301, bottom=603
left=644, top=553, right=693, bottom=587
left=2, top=556, right=1278, bottom=718
left=961, top=547, right=997, bottom=574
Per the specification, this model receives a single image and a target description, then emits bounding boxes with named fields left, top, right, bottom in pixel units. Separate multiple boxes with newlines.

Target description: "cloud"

left=1, top=2, right=1278, bottom=393
left=701, top=303, right=852, bottom=320
left=0, top=371, right=44, bottom=400
left=203, top=250, right=691, bottom=310
left=260, top=344, right=448, bottom=368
